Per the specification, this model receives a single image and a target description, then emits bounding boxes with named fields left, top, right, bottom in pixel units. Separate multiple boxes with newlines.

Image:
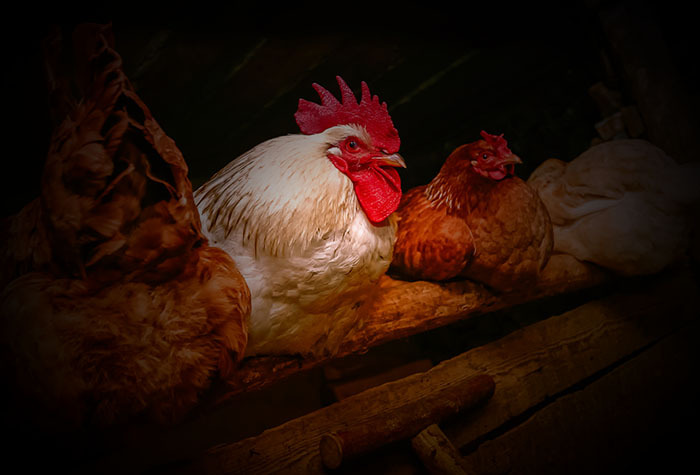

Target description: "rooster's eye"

left=348, top=141, right=359, bottom=150
left=482, top=154, right=489, bottom=160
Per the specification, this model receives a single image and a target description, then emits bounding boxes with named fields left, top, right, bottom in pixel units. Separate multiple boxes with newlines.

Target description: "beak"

left=374, top=153, right=407, bottom=168
left=503, top=153, right=523, bottom=165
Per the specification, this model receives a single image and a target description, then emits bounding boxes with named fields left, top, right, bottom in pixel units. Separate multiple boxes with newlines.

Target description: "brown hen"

left=0, top=24, right=250, bottom=428
left=391, top=131, right=553, bottom=292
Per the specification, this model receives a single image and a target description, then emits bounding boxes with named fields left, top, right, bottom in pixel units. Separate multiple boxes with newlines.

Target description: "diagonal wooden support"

left=411, top=424, right=470, bottom=475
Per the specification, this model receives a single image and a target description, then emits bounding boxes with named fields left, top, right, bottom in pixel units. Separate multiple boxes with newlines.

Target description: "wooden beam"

left=442, top=266, right=699, bottom=449
left=324, top=359, right=468, bottom=474
left=459, top=319, right=700, bottom=474
left=317, top=374, right=494, bottom=470
left=196, top=372, right=494, bottom=474
left=210, top=254, right=609, bottom=403
left=326, top=359, right=434, bottom=401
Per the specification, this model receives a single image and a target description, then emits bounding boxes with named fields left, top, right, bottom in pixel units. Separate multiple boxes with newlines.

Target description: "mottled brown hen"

left=0, top=24, right=250, bottom=428
left=391, top=131, right=553, bottom=292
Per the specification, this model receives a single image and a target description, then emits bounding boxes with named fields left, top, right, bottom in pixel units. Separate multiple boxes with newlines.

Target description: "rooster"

left=195, top=76, right=405, bottom=357
left=527, top=138, right=700, bottom=275
left=0, top=24, right=250, bottom=428
left=391, top=131, right=553, bottom=291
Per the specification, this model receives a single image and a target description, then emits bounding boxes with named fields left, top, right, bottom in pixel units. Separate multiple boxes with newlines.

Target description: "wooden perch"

left=321, top=359, right=473, bottom=473
left=210, top=254, right=608, bottom=403
left=195, top=364, right=494, bottom=474
left=318, top=373, right=494, bottom=470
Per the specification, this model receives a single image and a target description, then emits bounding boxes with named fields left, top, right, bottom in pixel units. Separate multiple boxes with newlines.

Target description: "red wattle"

left=348, top=165, right=402, bottom=225
left=354, top=167, right=402, bottom=224
left=327, top=155, right=402, bottom=224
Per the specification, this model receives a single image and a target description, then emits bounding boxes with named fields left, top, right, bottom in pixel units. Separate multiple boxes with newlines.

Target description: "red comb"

left=295, top=76, right=400, bottom=153
left=480, top=130, right=512, bottom=156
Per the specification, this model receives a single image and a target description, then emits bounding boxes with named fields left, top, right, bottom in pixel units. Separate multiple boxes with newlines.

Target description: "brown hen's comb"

left=480, top=130, right=512, bottom=157
left=295, top=76, right=400, bottom=153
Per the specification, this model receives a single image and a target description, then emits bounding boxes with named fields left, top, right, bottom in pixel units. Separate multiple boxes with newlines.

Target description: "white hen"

left=527, top=139, right=700, bottom=275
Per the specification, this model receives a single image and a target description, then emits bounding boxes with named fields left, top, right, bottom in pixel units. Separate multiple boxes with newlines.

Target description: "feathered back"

left=4, top=23, right=205, bottom=288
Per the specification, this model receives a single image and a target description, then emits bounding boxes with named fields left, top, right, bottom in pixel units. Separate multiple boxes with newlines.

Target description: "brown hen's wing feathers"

left=462, top=178, right=553, bottom=291
left=39, top=25, right=203, bottom=286
left=392, top=186, right=474, bottom=281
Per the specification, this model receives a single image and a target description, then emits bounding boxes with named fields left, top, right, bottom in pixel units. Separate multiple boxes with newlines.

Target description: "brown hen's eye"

left=348, top=141, right=358, bottom=149
left=482, top=154, right=488, bottom=159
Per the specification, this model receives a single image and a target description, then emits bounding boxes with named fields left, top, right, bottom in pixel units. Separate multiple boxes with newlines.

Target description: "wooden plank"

left=459, top=318, right=700, bottom=474
left=193, top=266, right=696, bottom=474
left=210, top=254, right=610, bottom=403
left=442, top=266, right=699, bottom=450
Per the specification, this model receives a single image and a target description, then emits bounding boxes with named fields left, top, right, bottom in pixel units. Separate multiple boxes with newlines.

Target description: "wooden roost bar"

left=3, top=1, right=699, bottom=474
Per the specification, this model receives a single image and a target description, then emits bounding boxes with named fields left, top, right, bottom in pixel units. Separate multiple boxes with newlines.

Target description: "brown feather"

left=392, top=186, right=474, bottom=281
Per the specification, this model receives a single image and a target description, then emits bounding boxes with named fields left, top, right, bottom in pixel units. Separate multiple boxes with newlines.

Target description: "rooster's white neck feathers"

left=195, top=125, right=376, bottom=257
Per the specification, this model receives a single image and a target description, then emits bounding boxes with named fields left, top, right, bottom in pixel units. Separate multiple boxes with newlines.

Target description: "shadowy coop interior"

left=2, top=1, right=699, bottom=473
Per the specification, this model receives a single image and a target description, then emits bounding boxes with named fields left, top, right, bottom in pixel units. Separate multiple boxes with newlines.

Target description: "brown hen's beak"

left=374, top=153, right=407, bottom=168
left=502, top=153, right=523, bottom=165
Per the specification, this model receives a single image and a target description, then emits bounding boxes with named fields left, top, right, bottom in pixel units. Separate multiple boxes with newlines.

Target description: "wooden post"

left=411, top=424, right=470, bottom=475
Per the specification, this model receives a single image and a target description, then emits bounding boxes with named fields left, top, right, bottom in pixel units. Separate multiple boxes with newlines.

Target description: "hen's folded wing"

left=392, top=187, right=474, bottom=281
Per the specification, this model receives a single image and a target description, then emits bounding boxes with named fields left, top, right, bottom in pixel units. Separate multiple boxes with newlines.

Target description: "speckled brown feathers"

left=392, top=140, right=553, bottom=292
left=0, top=24, right=250, bottom=427
left=457, top=175, right=553, bottom=291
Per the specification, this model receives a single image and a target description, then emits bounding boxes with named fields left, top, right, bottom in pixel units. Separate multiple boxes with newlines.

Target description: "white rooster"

left=527, top=139, right=700, bottom=276
left=195, top=76, right=405, bottom=357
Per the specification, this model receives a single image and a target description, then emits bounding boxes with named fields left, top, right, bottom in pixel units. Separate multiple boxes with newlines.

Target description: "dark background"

left=3, top=0, right=696, bottom=219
